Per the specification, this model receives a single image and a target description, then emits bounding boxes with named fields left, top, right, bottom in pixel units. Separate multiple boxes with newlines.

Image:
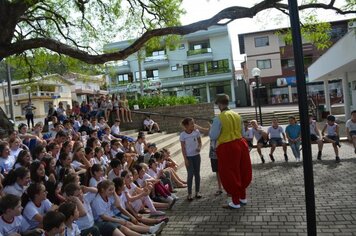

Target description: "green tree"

left=0, top=0, right=354, bottom=64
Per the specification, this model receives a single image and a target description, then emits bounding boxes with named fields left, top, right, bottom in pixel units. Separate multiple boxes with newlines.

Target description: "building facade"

left=238, top=19, right=351, bottom=106
left=0, top=73, right=107, bottom=120
left=104, top=25, right=238, bottom=104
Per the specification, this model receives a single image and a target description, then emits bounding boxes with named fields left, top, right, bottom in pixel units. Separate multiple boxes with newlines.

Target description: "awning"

left=308, top=28, right=356, bottom=82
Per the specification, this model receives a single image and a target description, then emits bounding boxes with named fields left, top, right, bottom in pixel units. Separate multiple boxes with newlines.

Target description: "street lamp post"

left=251, top=82, right=258, bottom=122
left=26, top=85, right=31, bottom=103
left=252, top=68, right=263, bottom=126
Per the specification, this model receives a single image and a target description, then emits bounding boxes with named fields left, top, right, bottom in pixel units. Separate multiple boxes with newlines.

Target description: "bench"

left=251, top=136, right=348, bottom=149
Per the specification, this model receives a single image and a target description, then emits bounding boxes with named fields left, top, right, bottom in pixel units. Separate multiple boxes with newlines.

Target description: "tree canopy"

left=0, top=0, right=355, bottom=65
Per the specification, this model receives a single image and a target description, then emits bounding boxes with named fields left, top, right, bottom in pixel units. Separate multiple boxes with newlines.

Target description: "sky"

left=180, top=0, right=354, bottom=68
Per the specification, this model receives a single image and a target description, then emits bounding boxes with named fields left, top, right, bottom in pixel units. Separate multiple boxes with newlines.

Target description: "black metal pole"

left=254, top=87, right=258, bottom=121
left=288, top=1, right=317, bottom=235
left=255, top=76, right=263, bottom=126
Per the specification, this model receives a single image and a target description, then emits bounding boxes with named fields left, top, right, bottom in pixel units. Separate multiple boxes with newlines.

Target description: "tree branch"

left=1, top=0, right=355, bottom=64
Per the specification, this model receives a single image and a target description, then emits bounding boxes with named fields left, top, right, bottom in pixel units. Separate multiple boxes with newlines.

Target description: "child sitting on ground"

left=58, top=201, right=81, bottom=236
left=42, top=211, right=66, bottom=236
left=0, top=194, right=33, bottom=235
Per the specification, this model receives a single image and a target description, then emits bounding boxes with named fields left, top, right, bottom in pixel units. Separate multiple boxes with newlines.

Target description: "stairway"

left=238, top=110, right=301, bottom=125
left=120, top=129, right=210, bottom=168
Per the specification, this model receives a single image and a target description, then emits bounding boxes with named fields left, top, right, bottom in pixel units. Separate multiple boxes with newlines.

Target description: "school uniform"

left=179, top=129, right=201, bottom=195
left=3, top=183, right=26, bottom=197
left=23, top=199, right=52, bottom=229
left=0, top=215, right=30, bottom=235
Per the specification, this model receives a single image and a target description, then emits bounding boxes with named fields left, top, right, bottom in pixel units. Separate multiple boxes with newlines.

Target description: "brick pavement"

left=162, top=142, right=356, bottom=236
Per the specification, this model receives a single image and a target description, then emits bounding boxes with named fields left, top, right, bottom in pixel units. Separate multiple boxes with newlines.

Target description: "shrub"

left=128, top=95, right=197, bottom=109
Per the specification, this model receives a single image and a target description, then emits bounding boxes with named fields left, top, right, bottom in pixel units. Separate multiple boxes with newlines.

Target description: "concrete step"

left=145, top=132, right=179, bottom=146
left=169, top=135, right=211, bottom=169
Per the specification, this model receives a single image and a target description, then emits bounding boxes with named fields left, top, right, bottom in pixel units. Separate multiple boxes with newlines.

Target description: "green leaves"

left=276, top=15, right=332, bottom=51
left=128, top=95, right=197, bottom=109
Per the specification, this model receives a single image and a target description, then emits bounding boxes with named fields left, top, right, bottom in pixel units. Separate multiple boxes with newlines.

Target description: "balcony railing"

left=12, top=91, right=61, bottom=100
left=144, top=55, right=169, bottom=70
left=207, top=68, right=231, bottom=75
left=187, top=48, right=212, bottom=56
left=184, top=71, right=205, bottom=78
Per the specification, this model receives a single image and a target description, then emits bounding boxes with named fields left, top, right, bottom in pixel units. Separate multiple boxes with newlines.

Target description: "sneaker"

left=168, top=198, right=177, bottom=210
left=335, top=156, right=341, bottom=163
left=150, top=210, right=166, bottom=217
left=171, top=193, right=179, bottom=200
left=228, top=202, right=241, bottom=209
left=284, top=153, right=288, bottom=162
left=149, top=222, right=166, bottom=234
left=269, top=154, right=275, bottom=162
left=317, top=151, right=322, bottom=160
left=158, top=217, right=169, bottom=223
left=239, top=199, right=247, bottom=205
left=147, top=131, right=153, bottom=134
left=157, top=130, right=162, bottom=133
left=260, top=155, right=265, bottom=164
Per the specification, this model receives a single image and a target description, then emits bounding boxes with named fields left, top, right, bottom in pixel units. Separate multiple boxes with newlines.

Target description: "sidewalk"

left=163, top=141, right=356, bottom=235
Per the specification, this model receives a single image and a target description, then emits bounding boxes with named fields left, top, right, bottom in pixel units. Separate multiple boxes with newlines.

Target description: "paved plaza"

left=163, top=141, right=356, bottom=236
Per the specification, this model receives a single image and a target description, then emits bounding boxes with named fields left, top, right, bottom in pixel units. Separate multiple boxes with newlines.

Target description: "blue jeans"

left=186, top=154, right=201, bottom=194
left=290, top=141, right=301, bottom=158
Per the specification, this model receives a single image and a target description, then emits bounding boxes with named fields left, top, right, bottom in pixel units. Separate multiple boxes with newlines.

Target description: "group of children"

left=0, top=110, right=191, bottom=236
left=242, top=114, right=343, bottom=163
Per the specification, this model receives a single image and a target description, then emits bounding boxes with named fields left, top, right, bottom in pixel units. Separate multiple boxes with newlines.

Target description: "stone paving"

left=162, top=141, right=356, bottom=236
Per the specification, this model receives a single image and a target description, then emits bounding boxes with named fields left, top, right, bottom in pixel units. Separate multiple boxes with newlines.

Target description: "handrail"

left=131, top=109, right=212, bottom=122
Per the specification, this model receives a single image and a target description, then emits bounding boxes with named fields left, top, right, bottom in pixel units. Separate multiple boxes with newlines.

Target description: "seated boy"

left=267, top=118, right=288, bottom=162
left=143, top=115, right=161, bottom=134
left=0, top=194, right=34, bottom=235
left=42, top=211, right=66, bottom=236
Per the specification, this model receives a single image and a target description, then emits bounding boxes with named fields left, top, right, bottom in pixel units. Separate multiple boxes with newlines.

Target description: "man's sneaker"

left=228, top=202, right=241, bottom=209
left=149, top=222, right=166, bottom=234
left=239, top=199, right=247, bottom=205
left=150, top=210, right=166, bottom=217
left=171, top=193, right=179, bottom=200
left=260, top=155, right=265, bottom=164
left=317, top=151, right=322, bottom=160
left=284, top=153, right=288, bottom=162
left=269, top=154, right=275, bottom=162
left=335, top=156, right=341, bottom=163
left=147, top=131, right=153, bottom=134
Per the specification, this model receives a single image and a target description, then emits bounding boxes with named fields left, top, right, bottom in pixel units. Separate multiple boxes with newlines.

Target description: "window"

left=146, top=69, right=159, bottom=80
left=189, top=40, right=209, bottom=50
left=281, top=59, right=295, bottom=69
left=207, top=59, right=230, bottom=74
left=257, top=59, right=271, bottom=69
left=116, top=73, right=133, bottom=84
left=146, top=48, right=166, bottom=57
left=254, top=36, right=269, bottom=47
left=183, top=63, right=205, bottom=78
left=171, top=66, right=177, bottom=71
left=12, top=88, right=19, bottom=95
